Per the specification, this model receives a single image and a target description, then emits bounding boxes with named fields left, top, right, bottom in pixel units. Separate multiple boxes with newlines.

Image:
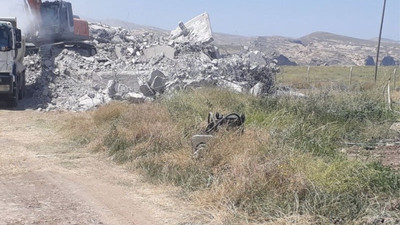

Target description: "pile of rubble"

left=24, top=13, right=279, bottom=111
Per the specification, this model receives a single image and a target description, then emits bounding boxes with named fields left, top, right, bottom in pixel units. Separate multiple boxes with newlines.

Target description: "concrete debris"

left=218, top=80, right=245, bottom=93
left=191, top=134, right=213, bottom=160
left=140, top=84, right=155, bottom=97
left=248, top=51, right=267, bottom=67
left=24, top=14, right=279, bottom=111
left=171, top=13, right=213, bottom=44
left=125, top=92, right=146, bottom=104
left=151, top=75, right=167, bottom=93
left=250, top=82, right=264, bottom=96
left=143, top=45, right=176, bottom=60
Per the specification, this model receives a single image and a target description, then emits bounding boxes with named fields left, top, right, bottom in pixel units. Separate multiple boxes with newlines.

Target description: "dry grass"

left=64, top=88, right=400, bottom=224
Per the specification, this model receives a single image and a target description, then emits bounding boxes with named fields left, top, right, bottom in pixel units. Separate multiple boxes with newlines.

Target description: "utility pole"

left=374, top=0, right=387, bottom=83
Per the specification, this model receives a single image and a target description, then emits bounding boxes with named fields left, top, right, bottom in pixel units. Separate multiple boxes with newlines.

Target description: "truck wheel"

left=90, top=48, right=97, bottom=56
left=18, top=72, right=26, bottom=100
left=18, top=86, right=23, bottom=100
left=8, top=88, right=18, bottom=108
left=8, top=97, right=18, bottom=108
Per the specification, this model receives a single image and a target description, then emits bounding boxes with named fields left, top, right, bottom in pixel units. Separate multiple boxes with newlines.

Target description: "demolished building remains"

left=24, top=13, right=279, bottom=111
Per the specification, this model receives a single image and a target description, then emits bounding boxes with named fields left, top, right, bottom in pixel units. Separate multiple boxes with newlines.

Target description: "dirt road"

left=0, top=109, right=209, bottom=225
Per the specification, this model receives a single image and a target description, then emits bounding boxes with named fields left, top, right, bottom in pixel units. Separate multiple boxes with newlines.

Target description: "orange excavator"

left=24, top=0, right=96, bottom=55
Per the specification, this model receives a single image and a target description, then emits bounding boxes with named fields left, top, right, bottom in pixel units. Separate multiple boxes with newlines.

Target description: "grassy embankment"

left=65, top=68, right=400, bottom=224
left=278, top=66, right=399, bottom=90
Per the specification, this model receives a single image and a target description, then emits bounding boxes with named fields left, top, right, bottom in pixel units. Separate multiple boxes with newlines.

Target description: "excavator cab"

left=25, top=0, right=95, bottom=56
left=40, top=1, right=74, bottom=42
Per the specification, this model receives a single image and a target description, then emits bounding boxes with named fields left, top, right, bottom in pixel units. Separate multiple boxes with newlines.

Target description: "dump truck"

left=0, top=17, right=26, bottom=107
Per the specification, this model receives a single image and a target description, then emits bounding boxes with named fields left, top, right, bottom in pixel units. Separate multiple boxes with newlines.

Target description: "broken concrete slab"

left=151, top=76, right=166, bottom=93
left=218, top=80, right=245, bottom=93
left=178, top=22, right=189, bottom=36
left=114, top=46, right=125, bottom=59
left=82, top=56, right=95, bottom=62
left=143, top=45, right=176, bottom=60
left=113, top=83, right=130, bottom=99
left=116, top=71, right=141, bottom=93
left=149, top=70, right=167, bottom=85
left=78, top=94, right=96, bottom=110
left=140, top=84, right=155, bottom=97
left=124, top=92, right=146, bottom=104
left=191, top=134, right=213, bottom=151
left=250, top=82, right=264, bottom=96
left=171, top=12, right=213, bottom=44
left=199, top=52, right=212, bottom=63
left=248, top=51, right=267, bottom=67
left=106, top=80, right=116, bottom=97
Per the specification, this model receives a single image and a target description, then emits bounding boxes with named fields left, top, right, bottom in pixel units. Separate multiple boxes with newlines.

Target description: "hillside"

left=96, top=18, right=400, bottom=66
left=216, top=31, right=400, bottom=66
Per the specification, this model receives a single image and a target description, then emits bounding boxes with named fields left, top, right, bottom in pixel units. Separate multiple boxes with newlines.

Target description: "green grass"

left=278, top=66, right=399, bottom=90
left=65, top=87, right=400, bottom=224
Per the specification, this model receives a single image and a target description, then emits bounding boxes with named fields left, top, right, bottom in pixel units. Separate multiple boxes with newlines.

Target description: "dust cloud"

left=0, top=0, right=36, bottom=34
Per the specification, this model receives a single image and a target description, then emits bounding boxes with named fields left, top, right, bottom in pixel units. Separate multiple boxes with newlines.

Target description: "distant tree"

left=365, top=56, right=375, bottom=66
left=381, top=56, right=397, bottom=66
left=274, top=54, right=297, bottom=66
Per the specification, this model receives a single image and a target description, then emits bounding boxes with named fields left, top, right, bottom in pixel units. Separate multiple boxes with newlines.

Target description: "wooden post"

left=307, top=66, right=310, bottom=83
left=388, top=80, right=392, bottom=110
left=349, top=66, right=353, bottom=87
left=393, top=68, right=397, bottom=91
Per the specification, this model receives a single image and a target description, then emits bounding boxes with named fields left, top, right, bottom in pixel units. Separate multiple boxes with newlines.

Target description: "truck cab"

left=0, top=17, right=26, bottom=107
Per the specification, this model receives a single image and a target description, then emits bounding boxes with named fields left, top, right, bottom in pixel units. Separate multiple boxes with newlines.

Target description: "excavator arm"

left=24, top=0, right=42, bottom=46
left=25, top=0, right=42, bottom=17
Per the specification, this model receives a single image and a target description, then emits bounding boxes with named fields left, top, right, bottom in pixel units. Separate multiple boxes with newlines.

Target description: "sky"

left=2, top=0, right=400, bottom=40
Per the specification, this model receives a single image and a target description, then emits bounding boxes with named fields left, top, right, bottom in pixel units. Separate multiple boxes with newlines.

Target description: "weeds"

left=65, top=88, right=400, bottom=224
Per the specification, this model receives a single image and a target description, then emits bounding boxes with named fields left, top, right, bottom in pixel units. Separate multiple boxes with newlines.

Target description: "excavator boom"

left=26, top=0, right=42, bottom=17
